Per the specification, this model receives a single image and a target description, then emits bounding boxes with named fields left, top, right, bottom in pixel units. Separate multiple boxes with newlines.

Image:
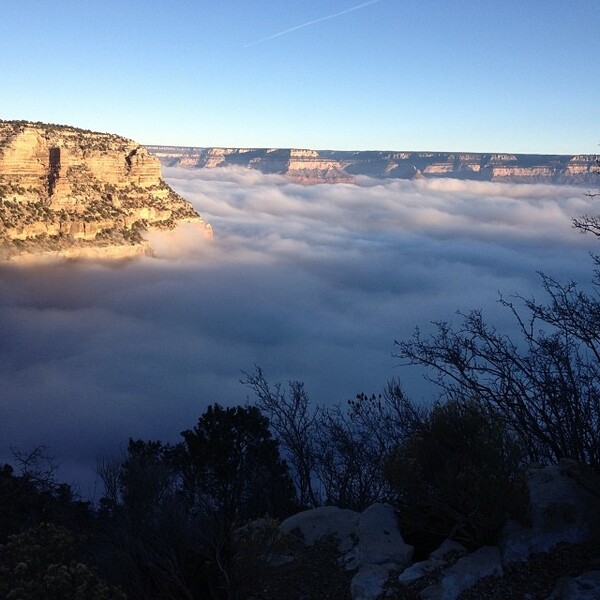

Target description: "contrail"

left=244, top=0, right=382, bottom=48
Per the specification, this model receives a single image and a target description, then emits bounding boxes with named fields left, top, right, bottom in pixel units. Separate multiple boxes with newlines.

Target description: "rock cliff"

left=0, top=121, right=212, bottom=260
left=151, top=146, right=354, bottom=183
left=149, top=145, right=598, bottom=185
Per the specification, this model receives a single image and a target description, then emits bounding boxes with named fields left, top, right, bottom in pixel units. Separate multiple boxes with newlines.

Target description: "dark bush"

left=0, top=523, right=125, bottom=600
left=179, top=403, right=297, bottom=522
left=385, top=399, right=527, bottom=553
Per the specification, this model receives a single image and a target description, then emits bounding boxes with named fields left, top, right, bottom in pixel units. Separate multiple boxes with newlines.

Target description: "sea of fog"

left=1, top=167, right=598, bottom=496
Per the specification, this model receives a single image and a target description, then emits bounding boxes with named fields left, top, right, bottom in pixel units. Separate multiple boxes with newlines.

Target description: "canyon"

left=0, top=121, right=211, bottom=261
left=148, top=145, right=598, bottom=185
left=2, top=122, right=595, bottom=261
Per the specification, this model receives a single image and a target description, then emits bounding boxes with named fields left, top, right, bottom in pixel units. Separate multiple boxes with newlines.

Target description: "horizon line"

left=144, top=144, right=597, bottom=158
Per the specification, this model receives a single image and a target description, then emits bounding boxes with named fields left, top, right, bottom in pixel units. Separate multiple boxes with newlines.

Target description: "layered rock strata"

left=149, top=145, right=598, bottom=185
left=0, top=121, right=212, bottom=260
left=151, top=146, right=354, bottom=183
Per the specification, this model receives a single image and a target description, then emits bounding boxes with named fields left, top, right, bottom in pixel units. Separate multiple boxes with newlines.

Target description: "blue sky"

left=2, top=0, right=600, bottom=153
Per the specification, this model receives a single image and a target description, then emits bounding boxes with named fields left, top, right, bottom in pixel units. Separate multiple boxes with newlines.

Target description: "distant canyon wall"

left=0, top=121, right=212, bottom=260
left=148, top=146, right=598, bottom=185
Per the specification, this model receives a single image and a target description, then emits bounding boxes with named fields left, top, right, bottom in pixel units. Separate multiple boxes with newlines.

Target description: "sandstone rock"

left=0, top=120, right=212, bottom=260
left=148, top=145, right=599, bottom=185
left=420, top=546, right=503, bottom=600
left=281, top=506, right=360, bottom=553
left=285, top=148, right=353, bottom=184
left=350, top=563, right=396, bottom=600
left=397, top=539, right=467, bottom=585
left=529, top=461, right=593, bottom=530
left=344, top=503, right=413, bottom=570
left=546, top=571, right=600, bottom=599
left=281, top=503, right=413, bottom=575
left=150, top=146, right=353, bottom=183
left=501, top=460, right=596, bottom=564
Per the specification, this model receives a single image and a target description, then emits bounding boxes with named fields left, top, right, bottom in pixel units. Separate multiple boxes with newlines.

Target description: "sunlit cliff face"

left=148, top=146, right=599, bottom=186
left=0, top=121, right=211, bottom=260
left=0, top=166, right=597, bottom=493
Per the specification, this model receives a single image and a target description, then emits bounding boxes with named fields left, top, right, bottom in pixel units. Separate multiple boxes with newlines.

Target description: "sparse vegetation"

left=3, top=120, right=600, bottom=597
left=0, top=120, right=204, bottom=259
left=0, top=524, right=126, bottom=600
left=394, top=220, right=600, bottom=472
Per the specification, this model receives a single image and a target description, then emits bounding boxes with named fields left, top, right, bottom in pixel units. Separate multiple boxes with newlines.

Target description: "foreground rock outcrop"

left=281, top=503, right=413, bottom=600
left=0, top=120, right=212, bottom=260
left=258, top=463, right=600, bottom=600
left=149, top=145, right=598, bottom=185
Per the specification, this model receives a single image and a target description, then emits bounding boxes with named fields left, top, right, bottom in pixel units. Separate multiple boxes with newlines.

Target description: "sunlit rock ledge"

left=148, top=145, right=598, bottom=185
left=0, top=120, right=212, bottom=261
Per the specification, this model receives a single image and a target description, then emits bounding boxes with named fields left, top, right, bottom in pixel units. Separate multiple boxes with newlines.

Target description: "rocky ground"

left=244, top=536, right=353, bottom=600
left=242, top=538, right=600, bottom=600
left=458, top=542, right=600, bottom=600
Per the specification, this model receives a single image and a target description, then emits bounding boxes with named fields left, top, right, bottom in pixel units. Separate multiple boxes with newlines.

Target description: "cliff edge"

left=149, top=145, right=598, bottom=185
left=0, top=121, right=212, bottom=261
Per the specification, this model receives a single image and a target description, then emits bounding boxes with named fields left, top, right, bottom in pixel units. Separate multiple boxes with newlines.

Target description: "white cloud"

left=0, top=167, right=597, bottom=494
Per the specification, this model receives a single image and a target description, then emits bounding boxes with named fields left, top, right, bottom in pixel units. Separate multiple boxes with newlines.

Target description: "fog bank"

left=1, top=168, right=597, bottom=495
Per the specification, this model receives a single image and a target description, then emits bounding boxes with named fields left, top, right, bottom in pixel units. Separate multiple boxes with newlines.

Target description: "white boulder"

left=398, top=539, right=467, bottom=585
left=281, top=505, right=360, bottom=553
left=350, top=563, right=397, bottom=600
left=345, top=503, right=413, bottom=570
left=502, top=460, right=595, bottom=563
left=420, top=545, right=503, bottom=600
left=282, top=504, right=410, bottom=600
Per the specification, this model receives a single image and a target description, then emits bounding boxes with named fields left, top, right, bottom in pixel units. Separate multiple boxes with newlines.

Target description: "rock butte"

left=148, top=145, right=599, bottom=185
left=0, top=121, right=212, bottom=261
